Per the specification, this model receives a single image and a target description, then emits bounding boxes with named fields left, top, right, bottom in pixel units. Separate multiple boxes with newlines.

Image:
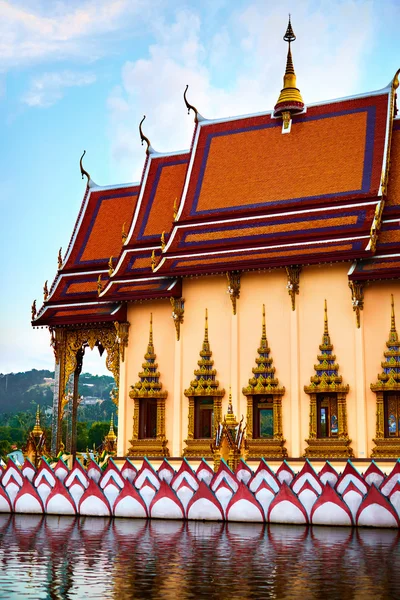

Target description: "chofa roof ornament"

left=80, top=150, right=97, bottom=188
left=274, top=15, right=304, bottom=122
left=183, top=85, right=204, bottom=123
left=139, top=115, right=155, bottom=155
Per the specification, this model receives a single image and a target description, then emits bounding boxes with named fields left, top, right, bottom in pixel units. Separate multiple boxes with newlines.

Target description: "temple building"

left=32, top=19, right=400, bottom=461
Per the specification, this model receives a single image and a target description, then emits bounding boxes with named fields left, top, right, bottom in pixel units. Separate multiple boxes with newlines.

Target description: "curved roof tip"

left=139, top=115, right=157, bottom=155
left=184, top=85, right=205, bottom=123
left=80, top=150, right=97, bottom=188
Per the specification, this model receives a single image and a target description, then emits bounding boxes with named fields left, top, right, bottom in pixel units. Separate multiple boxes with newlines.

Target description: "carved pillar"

left=246, top=397, right=253, bottom=440
left=309, top=393, right=317, bottom=439
left=157, top=398, right=166, bottom=440
left=187, top=397, right=195, bottom=440
left=273, top=395, right=283, bottom=439
left=71, top=347, right=84, bottom=459
left=213, top=397, right=222, bottom=435
left=50, top=328, right=66, bottom=455
left=375, top=391, right=385, bottom=439
left=131, top=399, right=140, bottom=442
left=337, top=392, right=348, bottom=438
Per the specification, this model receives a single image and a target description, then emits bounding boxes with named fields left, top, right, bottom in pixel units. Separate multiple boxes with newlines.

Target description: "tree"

left=88, top=422, right=112, bottom=449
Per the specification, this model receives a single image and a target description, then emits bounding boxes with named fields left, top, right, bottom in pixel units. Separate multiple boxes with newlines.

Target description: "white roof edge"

left=89, top=181, right=141, bottom=192
left=194, top=83, right=392, bottom=129
left=146, top=147, right=190, bottom=159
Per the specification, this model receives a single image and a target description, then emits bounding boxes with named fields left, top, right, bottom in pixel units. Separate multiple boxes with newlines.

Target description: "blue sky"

left=0, top=0, right=399, bottom=376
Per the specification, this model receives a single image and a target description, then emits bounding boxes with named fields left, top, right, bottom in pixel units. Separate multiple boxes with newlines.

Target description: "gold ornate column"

left=50, top=328, right=66, bottom=454
left=128, top=314, right=169, bottom=457
left=183, top=309, right=225, bottom=458
left=371, top=295, right=400, bottom=457
left=242, top=305, right=287, bottom=458
left=304, top=300, right=354, bottom=458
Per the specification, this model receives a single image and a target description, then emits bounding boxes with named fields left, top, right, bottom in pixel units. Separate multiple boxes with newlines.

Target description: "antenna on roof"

left=184, top=85, right=199, bottom=122
left=139, top=115, right=151, bottom=153
left=80, top=150, right=91, bottom=184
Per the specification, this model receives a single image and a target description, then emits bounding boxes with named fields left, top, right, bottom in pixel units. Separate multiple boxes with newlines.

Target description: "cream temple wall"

left=116, top=264, right=400, bottom=459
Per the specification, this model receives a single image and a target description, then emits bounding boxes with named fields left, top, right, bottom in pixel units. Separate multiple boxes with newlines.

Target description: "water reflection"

left=0, top=515, right=399, bottom=599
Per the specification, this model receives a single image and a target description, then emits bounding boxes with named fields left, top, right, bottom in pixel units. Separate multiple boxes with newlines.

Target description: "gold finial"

left=183, top=84, right=199, bottom=122
left=31, top=300, right=37, bottom=321
left=106, top=414, right=117, bottom=441
left=139, top=115, right=151, bottom=154
left=43, top=281, right=49, bottom=301
left=80, top=150, right=91, bottom=183
left=262, top=304, right=266, bottom=340
left=391, top=294, right=396, bottom=333
left=151, top=250, right=156, bottom=271
left=204, top=308, right=209, bottom=343
left=32, top=405, right=43, bottom=436
left=225, top=387, right=238, bottom=426
left=324, top=299, right=329, bottom=335
left=108, top=256, right=114, bottom=277
left=149, top=313, right=153, bottom=346
left=274, top=15, right=304, bottom=119
left=161, top=231, right=166, bottom=251
left=173, top=197, right=178, bottom=221
left=97, top=275, right=102, bottom=295
left=57, top=247, right=63, bottom=270
left=121, top=222, right=127, bottom=244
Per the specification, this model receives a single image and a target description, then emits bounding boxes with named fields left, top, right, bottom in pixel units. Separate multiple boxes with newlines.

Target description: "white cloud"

left=0, top=0, right=149, bottom=71
left=21, top=70, right=96, bottom=107
left=107, top=1, right=376, bottom=180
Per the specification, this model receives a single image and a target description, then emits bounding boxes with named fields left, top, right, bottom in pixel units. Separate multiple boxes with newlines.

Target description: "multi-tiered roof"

left=129, top=314, right=167, bottom=399
left=242, top=305, right=285, bottom=396
left=371, top=295, right=400, bottom=391
left=184, top=309, right=225, bottom=398
left=32, top=18, right=400, bottom=328
left=305, top=300, right=349, bottom=394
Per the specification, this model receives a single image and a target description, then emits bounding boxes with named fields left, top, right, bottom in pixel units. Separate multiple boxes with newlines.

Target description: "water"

left=0, top=515, right=399, bottom=599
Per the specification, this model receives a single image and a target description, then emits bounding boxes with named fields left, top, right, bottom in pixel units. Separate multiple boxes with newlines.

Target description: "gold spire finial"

left=31, top=300, right=37, bottom=321
left=122, top=222, right=127, bottom=244
left=97, top=274, right=102, bottom=295
left=80, top=150, right=91, bottom=183
left=106, top=413, right=117, bottom=441
left=391, top=294, right=397, bottom=333
left=151, top=250, right=156, bottom=271
left=43, top=281, right=49, bottom=301
left=58, top=247, right=62, bottom=270
left=32, top=405, right=43, bottom=436
left=204, top=308, right=209, bottom=343
left=173, top=197, right=178, bottom=221
left=262, top=304, right=267, bottom=340
left=149, top=312, right=153, bottom=346
left=274, top=15, right=304, bottom=119
left=108, top=256, right=114, bottom=277
left=324, top=299, right=329, bottom=335
left=161, top=231, right=166, bottom=251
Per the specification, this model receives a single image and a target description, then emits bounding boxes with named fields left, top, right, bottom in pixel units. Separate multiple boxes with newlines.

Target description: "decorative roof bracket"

left=285, top=266, right=301, bottom=311
left=226, top=271, right=241, bottom=315
left=114, top=321, right=130, bottom=363
left=348, top=280, right=364, bottom=328
left=170, top=297, right=185, bottom=341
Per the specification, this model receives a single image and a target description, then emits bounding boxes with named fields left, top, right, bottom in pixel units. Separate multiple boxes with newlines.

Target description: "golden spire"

left=274, top=15, right=304, bottom=119
left=225, top=388, right=238, bottom=427
left=58, top=247, right=63, bottom=270
left=149, top=312, right=154, bottom=350
left=106, top=414, right=117, bottom=441
left=121, top=222, right=127, bottom=244
left=261, top=303, right=267, bottom=344
left=161, top=231, right=166, bottom=251
left=324, top=299, right=329, bottom=335
left=32, top=405, right=43, bottom=436
left=390, top=294, right=398, bottom=343
left=204, top=308, right=209, bottom=345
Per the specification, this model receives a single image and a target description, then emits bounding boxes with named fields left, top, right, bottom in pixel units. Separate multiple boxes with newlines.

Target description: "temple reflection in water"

left=0, top=514, right=399, bottom=599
